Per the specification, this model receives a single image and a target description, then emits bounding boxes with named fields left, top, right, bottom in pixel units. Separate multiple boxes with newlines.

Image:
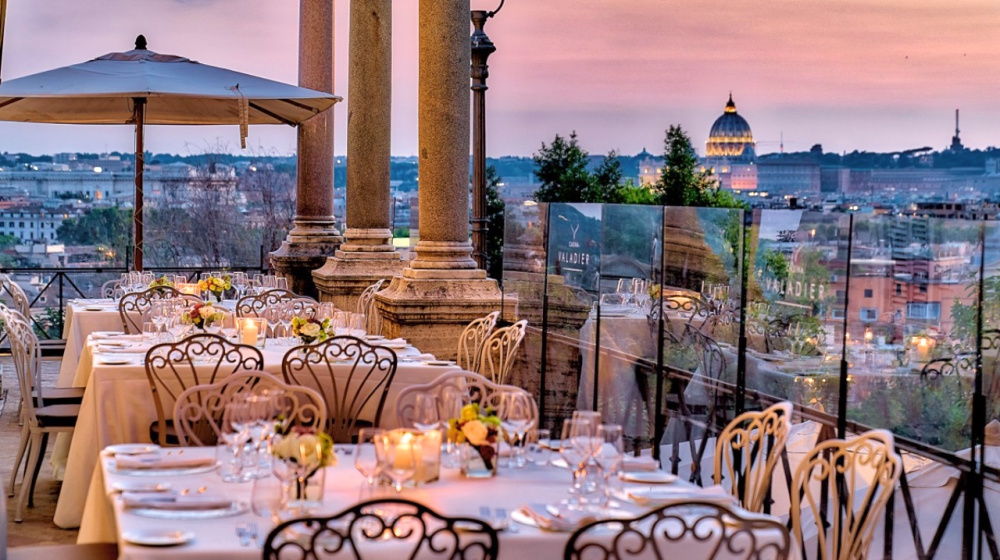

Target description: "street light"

left=470, top=0, right=504, bottom=271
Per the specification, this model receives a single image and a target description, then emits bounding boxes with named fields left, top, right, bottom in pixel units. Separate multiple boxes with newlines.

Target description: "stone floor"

left=1, top=357, right=79, bottom=547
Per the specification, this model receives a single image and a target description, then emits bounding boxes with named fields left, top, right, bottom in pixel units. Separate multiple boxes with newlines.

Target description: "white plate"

left=129, top=500, right=249, bottom=520
left=109, top=462, right=220, bottom=477
left=93, top=330, right=124, bottom=337
left=105, top=443, right=161, bottom=456
left=111, top=481, right=171, bottom=493
left=122, top=529, right=194, bottom=547
left=381, top=342, right=407, bottom=349
left=85, top=305, right=109, bottom=311
left=621, top=471, right=677, bottom=484
left=425, top=360, right=455, bottom=367
left=550, top=458, right=570, bottom=469
left=365, top=335, right=386, bottom=341
left=98, top=357, right=133, bottom=366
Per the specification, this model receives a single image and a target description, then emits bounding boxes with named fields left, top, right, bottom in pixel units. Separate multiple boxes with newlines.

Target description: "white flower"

left=300, top=322, right=321, bottom=338
left=462, top=420, right=489, bottom=446
left=198, top=306, right=215, bottom=319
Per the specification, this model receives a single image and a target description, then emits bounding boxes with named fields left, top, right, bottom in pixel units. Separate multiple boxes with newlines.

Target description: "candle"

left=242, top=320, right=259, bottom=346
left=916, top=337, right=930, bottom=362
left=864, top=330, right=873, bottom=343
left=177, top=282, right=199, bottom=295
left=395, top=432, right=415, bottom=470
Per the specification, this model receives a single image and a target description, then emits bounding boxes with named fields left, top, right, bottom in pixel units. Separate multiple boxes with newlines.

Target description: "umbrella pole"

left=132, top=97, right=146, bottom=271
left=0, top=0, right=7, bottom=82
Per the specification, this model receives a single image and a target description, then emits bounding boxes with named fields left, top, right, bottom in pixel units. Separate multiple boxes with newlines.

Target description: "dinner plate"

left=93, top=330, right=124, bottom=337
left=108, top=462, right=220, bottom=477
left=128, top=500, right=249, bottom=520
left=105, top=443, right=161, bottom=456
left=621, top=471, right=677, bottom=484
left=85, top=305, right=109, bottom=311
left=365, top=335, right=386, bottom=341
left=111, top=481, right=171, bottom=493
left=97, top=357, right=134, bottom=366
left=122, top=529, right=194, bottom=547
left=380, top=342, right=407, bottom=349
left=425, top=360, right=455, bottom=367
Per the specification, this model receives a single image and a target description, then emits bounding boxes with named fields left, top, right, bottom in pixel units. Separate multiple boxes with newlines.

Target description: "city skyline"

left=0, top=0, right=997, bottom=158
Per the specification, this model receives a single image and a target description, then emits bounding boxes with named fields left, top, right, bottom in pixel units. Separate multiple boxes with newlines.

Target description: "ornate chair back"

left=395, top=370, right=537, bottom=430
left=713, top=401, right=793, bottom=512
left=476, top=319, right=527, bottom=385
left=457, top=311, right=500, bottom=373
left=281, top=335, right=397, bottom=443
left=100, top=279, right=124, bottom=299
left=357, top=279, right=386, bottom=335
left=235, top=288, right=301, bottom=318
left=0, top=274, right=31, bottom=318
left=173, top=370, right=326, bottom=446
left=118, top=286, right=198, bottom=334
left=264, top=498, right=498, bottom=560
left=564, top=501, right=791, bottom=560
left=791, top=429, right=901, bottom=560
left=144, top=333, right=264, bottom=446
left=0, top=306, right=42, bottom=416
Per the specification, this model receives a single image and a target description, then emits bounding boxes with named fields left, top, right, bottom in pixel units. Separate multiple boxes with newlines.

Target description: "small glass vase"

left=459, top=441, right=498, bottom=478
left=282, top=465, right=326, bottom=514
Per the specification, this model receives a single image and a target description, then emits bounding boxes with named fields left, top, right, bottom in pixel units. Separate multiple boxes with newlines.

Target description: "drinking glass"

left=412, top=394, right=441, bottom=433
left=440, top=388, right=468, bottom=469
left=499, top=393, right=534, bottom=468
left=333, top=311, right=350, bottom=336
left=251, top=474, right=286, bottom=528
left=572, top=410, right=601, bottom=437
left=350, top=313, right=367, bottom=337
left=273, top=276, right=289, bottom=290
left=244, top=394, right=275, bottom=478
left=262, top=306, right=281, bottom=341
left=594, top=424, right=624, bottom=509
left=376, top=434, right=417, bottom=493
left=525, top=428, right=552, bottom=466
left=560, top=418, right=599, bottom=507
left=142, top=321, right=159, bottom=343
left=232, top=272, right=248, bottom=298
left=219, top=402, right=251, bottom=482
left=278, top=303, right=295, bottom=345
left=355, top=428, right=385, bottom=488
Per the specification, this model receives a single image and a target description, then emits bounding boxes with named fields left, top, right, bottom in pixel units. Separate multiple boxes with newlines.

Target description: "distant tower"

left=950, top=109, right=964, bottom=152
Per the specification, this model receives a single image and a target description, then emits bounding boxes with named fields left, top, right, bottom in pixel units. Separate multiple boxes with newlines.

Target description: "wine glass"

left=594, top=424, right=624, bottom=509
left=355, top=428, right=385, bottom=488
left=278, top=303, right=295, bottom=345
left=251, top=474, right=286, bottom=529
left=273, top=276, right=289, bottom=290
left=560, top=418, right=597, bottom=507
left=376, top=434, right=417, bottom=493
left=441, top=388, right=468, bottom=468
left=499, top=393, right=535, bottom=468
left=412, top=394, right=441, bottom=433
left=232, top=272, right=248, bottom=298
left=350, top=312, right=367, bottom=337
left=219, top=402, right=251, bottom=482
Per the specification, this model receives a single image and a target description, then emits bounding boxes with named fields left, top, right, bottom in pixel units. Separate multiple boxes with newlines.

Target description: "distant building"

left=757, top=155, right=821, bottom=194
left=0, top=206, right=78, bottom=242
left=703, top=94, right=757, bottom=191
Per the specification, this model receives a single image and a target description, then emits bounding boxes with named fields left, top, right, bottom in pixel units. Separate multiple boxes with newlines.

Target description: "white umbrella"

left=0, top=35, right=341, bottom=269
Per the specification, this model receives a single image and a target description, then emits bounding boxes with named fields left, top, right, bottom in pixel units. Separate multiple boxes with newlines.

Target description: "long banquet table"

left=84, top=445, right=793, bottom=559
left=53, top=331, right=462, bottom=529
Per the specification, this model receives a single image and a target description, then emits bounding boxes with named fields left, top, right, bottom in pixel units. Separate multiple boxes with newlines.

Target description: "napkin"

left=122, top=492, right=231, bottom=511
left=115, top=454, right=216, bottom=470
left=376, top=338, right=407, bottom=346
left=623, top=455, right=659, bottom=472
left=516, top=503, right=597, bottom=532
left=92, top=333, right=143, bottom=341
left=97, top=345, right=151, bottom=354
left=413, top=354, right=437, bottom=361
left=626, top=484, right=734, bottom=507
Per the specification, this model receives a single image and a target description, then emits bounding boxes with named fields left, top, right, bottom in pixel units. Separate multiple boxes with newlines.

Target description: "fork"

left=236, top=522, right=249, bottom=547
left=495, top=507, right=517, bottom=533
left=246, top=522, right=261, bottom=547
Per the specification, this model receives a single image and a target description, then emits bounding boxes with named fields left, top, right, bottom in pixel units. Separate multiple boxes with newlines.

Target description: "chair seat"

left=8, top=543, right=118, bottom=560
left=34, top=404, right=80, bottom=428
left=33, top=387, right=85, bottom=406
left=149, top=420, right=181, bottom=446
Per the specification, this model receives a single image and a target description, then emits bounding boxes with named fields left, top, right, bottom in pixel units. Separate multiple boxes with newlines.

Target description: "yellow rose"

left=459, top=404, right=478, bottom=423
left=198, top=306, right=215, bottom=319
left=300, top=322, right=321, bottom=338
left=197, top=280, right=208, bottom=291
left=461, top=420, right=489, bottom=446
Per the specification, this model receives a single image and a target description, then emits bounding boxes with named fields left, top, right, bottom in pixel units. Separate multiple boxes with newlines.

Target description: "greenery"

left=485, top=166, right=505, bottom=282
left=652, top=125, right=744, bottom=210
left=393, top=227, right=410, bottom=238
left=56, top=207, right=132, bottom=263
left=531, top=132, right=628, bottom=203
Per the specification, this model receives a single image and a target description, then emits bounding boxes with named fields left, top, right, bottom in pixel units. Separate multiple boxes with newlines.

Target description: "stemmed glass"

left=355, top=428, right=385, bottom=493
left=593, top=424, right=624, bottom=510
left=500, top=393, right=535, bottom=468
left=440, top=388, right=468, bottom=468
left=244, top=394, right=276, bottom=478
left=219, top=402, right=252, bottom=483
left=376, top=434, right=417, bottom=493
left=232, top=272, right=248, bottom=299
left=251, top=474, right=286, bottom=530
left=412, top=394, right=441, bottom=433
left=278, top=303, right=295, bottom=346
left=149, top=301, right=169, bottom=340
left=560, top=418, right=599, bottom=508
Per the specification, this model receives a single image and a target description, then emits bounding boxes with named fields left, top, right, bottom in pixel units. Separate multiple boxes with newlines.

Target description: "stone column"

left=270, top=0, right=343, bottom=298
left=376, top=0, right=502, bottom=359
left=313, top=0, right=404, bottom=311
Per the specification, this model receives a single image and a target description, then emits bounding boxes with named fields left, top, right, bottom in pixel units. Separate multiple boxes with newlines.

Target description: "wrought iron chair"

left=713, top=401, right=793, bottom=513
left=173, top=370, right=326, bottom=446
left=282, top=335, right=397, bottom=443
left=476, top=319, right=528, bottom=385
left=144, top=333, right=264, bottom=446
left=0, top=307, right=79, bottom=523
left=357, top=278, right=386, bottom=336
left=791, top=429, right=901, bottom=560
left=456, top=311, right=500, bottom=372
left=563, top=500, right=791, bottom=560
left=263, top=498, right=499, bottom=560
left=234, top=288, right=303, bottom=318
left=395, top=370, right=537, bottom=430
left=289, top=297, right=321, bottom=319
left=100, top=279, right=124, bottom=299
left=118, top=286, right=199, bottom=334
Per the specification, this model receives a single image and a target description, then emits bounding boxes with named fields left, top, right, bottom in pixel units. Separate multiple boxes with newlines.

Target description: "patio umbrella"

left=0, top=35, right=341, bottom=269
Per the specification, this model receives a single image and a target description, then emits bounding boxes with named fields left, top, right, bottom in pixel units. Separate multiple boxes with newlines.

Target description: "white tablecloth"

left=54, top=337, right=461, bottom=529
left=58, top=301, right=126, bottom=385
left=83, top=446, right=792, bottom=559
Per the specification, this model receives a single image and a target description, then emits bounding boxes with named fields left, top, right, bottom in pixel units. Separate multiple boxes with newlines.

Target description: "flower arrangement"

left=447, top=403, right=501, bottom=471
left=149, top=276, right=172, bottom=289
left=180, top=302, right=225, bottom=330
left=291, top=316, right=333, bottom=344
left=271, top=426, right=336, bottom=469
left=647, top=283, right=662, bottom=300
left=198, top=275, right=232, bottom=302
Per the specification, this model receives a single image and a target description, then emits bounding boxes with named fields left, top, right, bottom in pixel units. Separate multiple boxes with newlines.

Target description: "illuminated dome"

left=705, top=94, right=755, bottom=163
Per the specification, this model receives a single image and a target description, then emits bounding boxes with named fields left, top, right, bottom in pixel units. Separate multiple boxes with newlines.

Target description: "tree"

left=485, top=166, right=505, bottom=282
left=656, top=125, right=723, bottom=207
left=531, top=132, right=626, bottom=203
left=56, top=207, right=132, bottom=263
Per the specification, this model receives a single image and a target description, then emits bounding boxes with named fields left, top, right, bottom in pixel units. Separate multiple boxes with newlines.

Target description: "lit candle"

left=916, top=337, right=930, bottom=362
left=864, top=330, right=873, bottom=344
left=242, top=319, right=259, bottom=346
left=395, top=432, right=414, bottom=469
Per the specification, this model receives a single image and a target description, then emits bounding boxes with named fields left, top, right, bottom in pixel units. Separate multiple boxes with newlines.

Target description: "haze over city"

left=0, top=0, right=997, bottom=157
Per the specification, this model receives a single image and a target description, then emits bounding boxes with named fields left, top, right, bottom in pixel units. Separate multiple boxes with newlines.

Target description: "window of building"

left=864, top=289, right=873, bottom=298
left=896, top=284, right=902, bottom=295
left=860, top=308, right=878, bottom=322
left=919, top=285, right=927, bottom=293
left=907, top=302, right=941, bottom=320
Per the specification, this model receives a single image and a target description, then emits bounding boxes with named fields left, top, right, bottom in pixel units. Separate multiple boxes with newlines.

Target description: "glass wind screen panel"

left=500, top=201, right=548, bottom=401
left=592, top=204, right=665, bottom=451
left=982, top=221, right=1000, bottom=477
left=545, top=203, right=602, bottom=432
left=846, top=215, right=977, bottom=452
left=657, top=206, right=744, bottom=479
left=744, top=210, right=848, bottom=412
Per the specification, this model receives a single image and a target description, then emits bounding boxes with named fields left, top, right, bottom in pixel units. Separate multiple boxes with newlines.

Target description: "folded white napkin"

left=623, top=455, right=659, bottom=472
left=93, top=333, right=143, bottom=341
left=516, top=503, right=598, bottom=532
left=627, top=484, right=734, bottom=507
left=122, top=492, right=231, bottom=510
left=90, top=331, right=126, bottom=340
left=97, top=345, right=151, bottom=354
left=376, top=338, right=407, bottom=346
left=115, top=454, right=216, bottom=470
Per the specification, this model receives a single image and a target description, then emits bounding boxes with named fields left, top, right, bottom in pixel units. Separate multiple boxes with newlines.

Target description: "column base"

left=374, top=271, right=502, bottom=361
left=312, top=250, right=405, bottom=311
left=269, top=224, right=343, bottom=298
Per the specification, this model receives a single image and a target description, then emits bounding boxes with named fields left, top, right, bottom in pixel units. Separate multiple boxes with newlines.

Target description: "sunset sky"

left=0, top=0, right=997, bottom=158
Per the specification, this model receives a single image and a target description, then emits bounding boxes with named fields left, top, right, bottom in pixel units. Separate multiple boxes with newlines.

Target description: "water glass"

left=251, top=474, right=286, bottom=528
left=376, top=433, right=417, bottom=493
left=142, top=321, right=159, bottom=343
left=594, top=424, right=624, bottom=508
left=413, top=394, right=441, bottom=433
left=355, top=427, right=385, bottom=487
left=350, top=313, right=367, bottom=337
left=216, top=443, right=249, bottom=483
left=526, top=428, right=552, bottom=466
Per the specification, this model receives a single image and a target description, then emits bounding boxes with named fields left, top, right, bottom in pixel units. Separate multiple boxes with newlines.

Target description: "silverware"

left=495, top=507, right=515, bottom=533
left=247, top=522, right=261, bottom=547
left=236, top=522, right=250, bottom=547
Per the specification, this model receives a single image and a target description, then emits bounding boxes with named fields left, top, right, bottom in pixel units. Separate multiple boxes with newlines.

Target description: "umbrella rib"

left=0, top=97, right=23, bottom=110
left=280, top=98, right=323, bottom=114
left=248, top=101, right=297, bottom=127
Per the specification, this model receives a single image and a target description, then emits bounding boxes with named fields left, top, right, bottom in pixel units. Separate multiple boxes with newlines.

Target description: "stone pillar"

left=313, top=0, right=403, bottom=311
left=270, top=0, right=343, bottom=298
left=375, top=0, right=501, bottom=360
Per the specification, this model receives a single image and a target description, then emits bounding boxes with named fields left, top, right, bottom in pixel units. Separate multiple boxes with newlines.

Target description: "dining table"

left=81, top=444, right=793, bottom=559
left=52, top=327, right=463, bottom=530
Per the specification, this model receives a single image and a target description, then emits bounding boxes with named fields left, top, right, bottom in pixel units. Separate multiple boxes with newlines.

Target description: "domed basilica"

left=703, top=94, right=757, bottom=191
